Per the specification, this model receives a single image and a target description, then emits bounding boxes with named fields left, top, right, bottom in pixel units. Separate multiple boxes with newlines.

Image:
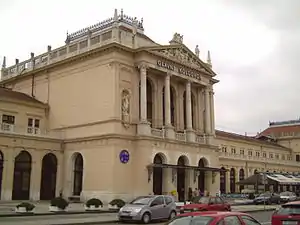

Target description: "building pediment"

left=140, top=44, right=216, bottom=77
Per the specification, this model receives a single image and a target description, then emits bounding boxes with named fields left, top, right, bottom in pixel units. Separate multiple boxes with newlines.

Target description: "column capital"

left=137, top=63, right=149, bottom=71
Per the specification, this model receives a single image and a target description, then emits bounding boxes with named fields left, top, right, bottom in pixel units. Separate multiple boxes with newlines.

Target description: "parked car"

left=272, top=200, right=300, bottom=225
left=118, top=195, right=177, bottom=223
left=179, top=196, right=231, bottom=213
left=253, top=193, right=281, bottom=205
left=168, top=211, right=261, bottom=225
left=280, top=191, right=297, bottom=203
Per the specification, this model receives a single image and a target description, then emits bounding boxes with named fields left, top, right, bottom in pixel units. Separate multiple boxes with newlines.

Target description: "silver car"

left=280, top=191, right=297, bottom=202
left=118, top=195, right=177, bottom=223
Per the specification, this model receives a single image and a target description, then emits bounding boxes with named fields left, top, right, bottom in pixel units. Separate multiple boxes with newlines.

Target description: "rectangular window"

left=262, top=152, right=267, bottom=158
left=231, top=147, right=236, bottom=154
left=248, top=150, right=252, bottom=156
left=269, top=153, right=273, bottom=159
left=2, top=114, right=15, bottom=124
left=240, top=149, right=244, bottom=155
left=256, top=152, right=260, bottom=157
left=27, top=118, right=40, bottom=134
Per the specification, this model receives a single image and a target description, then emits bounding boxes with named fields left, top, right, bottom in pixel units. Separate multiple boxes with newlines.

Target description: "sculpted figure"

left=122, top=91, right=130, bottom=115
left=195, top=45, right=200, bottom=57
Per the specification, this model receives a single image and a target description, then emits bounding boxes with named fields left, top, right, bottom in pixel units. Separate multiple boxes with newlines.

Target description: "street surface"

left=0, top=210, right=274, bottom=225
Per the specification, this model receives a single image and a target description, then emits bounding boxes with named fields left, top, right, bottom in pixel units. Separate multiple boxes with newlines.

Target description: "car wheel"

left=169, top=210, right=176, bottom=220
left=142, top=212, right=151, bottom=224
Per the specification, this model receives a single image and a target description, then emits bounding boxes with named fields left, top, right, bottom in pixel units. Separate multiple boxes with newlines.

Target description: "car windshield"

left=167, top=216, right=214, bottom=225
left=130, top=196, right=153, bottom=205
left=191, top=196, right=210, bottom=204
left=280, top=192, right=291, bottom=196
left=277, top=205, right=300, bottom=215
left=259, top=193, right=270, bottom=197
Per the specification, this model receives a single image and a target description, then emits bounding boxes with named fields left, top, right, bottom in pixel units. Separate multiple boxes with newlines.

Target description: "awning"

left=236, top=173, right=300, bottom=186
left=266, top=174, right=300, bottom=185
left=147, top=163, right=226, bottom=172
left=236, top=173, right=277, bottom=185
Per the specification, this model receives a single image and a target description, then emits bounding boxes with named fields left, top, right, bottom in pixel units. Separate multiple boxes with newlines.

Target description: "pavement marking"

left=261, top=222, right=271, bottom=225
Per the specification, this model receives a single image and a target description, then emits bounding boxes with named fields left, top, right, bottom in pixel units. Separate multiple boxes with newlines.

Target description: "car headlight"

left=132, top=208, right=141, bottom=213
left=193, top=208, right=198, bottom=211
left=119, top=207, right=124, bottom=211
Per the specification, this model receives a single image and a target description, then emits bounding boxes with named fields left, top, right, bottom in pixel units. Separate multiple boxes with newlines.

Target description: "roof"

left=0, top=87, right=47, bottom=107
left=259, top=125, right=300, bottom=137
left=283, top=201, right=300, bottom=206
left=215, top=130, right=289, bottom=150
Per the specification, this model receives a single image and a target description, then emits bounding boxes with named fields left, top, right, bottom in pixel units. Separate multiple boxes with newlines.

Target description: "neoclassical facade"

left=0, top=9, right=299, bottom=202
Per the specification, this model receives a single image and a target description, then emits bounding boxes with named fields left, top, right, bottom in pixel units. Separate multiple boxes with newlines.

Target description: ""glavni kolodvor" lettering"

left=157, top=60, right=201, bottom=80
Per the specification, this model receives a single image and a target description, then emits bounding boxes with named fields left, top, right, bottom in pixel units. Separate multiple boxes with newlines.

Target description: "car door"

left=208, top=197, right=217, bottom=211
left=224, top=216, right=242, bottom=225
left=240, top=215, right=262, bottom=225
left=149, top=196, right=165, bottom=219
left=215, top=197, right=226, bottom=211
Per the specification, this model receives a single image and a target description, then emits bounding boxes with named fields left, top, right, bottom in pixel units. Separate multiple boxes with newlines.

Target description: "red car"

left=167, top=211, right=261, bottom=225
left=272, top=200, right=300, bottom=225
left=180, top=196, right=231, bottom=213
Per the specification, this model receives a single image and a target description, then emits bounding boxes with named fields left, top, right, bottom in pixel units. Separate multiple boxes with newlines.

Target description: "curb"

left=242, top=208, right=276, bottom=213
left=50, top=220, right=119, bottom=225
left=0, top=210, right=117, bottom=218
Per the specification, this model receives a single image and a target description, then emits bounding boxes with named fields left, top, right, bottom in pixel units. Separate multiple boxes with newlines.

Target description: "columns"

left=185, top=81, right=195, bottom=142
left=139, top=64, right=147, bottom=122
left=137, top=64, right=151, bottom=136
left=164, top=73, right=175, bottom=139
left=185, top=81, right=193, bottom=130
left=164, top=74, right=171, bottom=126
left=210, top=90, right=215, bottom=135
left=204, top=87, right=211, bottom=134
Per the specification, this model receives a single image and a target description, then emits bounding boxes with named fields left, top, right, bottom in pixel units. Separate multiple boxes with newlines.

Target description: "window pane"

left=34, top=119, right=40, bottom=128
left=2, top=114, right=15, bottom=124
left=28, top=118, right=33, bottom=126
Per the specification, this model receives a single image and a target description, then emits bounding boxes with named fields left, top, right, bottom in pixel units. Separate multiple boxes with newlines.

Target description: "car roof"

left=178, top=211, right=248, bottom=217
left=283, top=200, right=300, bottom=206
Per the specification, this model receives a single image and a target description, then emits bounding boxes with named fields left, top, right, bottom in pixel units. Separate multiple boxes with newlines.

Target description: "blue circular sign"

left=119, top=150, right=130, bottom=164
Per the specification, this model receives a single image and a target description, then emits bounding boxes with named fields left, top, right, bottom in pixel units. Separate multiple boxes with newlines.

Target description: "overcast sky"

left=0, top=0, right=299, bottom=135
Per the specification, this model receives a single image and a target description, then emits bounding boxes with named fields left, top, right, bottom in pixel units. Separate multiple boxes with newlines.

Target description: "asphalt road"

left=0, top=211, right=274, bottom=225
left=84, top=211, right=274, bottom=225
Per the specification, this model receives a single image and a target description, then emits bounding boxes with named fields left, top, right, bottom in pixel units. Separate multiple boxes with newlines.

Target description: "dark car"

left=272, top=200, right=300, bottom=225
left=179, top=196, right=231, bottom=213
left=253, top=193, right=281, bottom=205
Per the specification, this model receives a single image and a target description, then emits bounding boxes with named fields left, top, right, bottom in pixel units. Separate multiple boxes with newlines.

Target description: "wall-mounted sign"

left=119, top=150, right=130, bottom=164
left=157, top=60, right=201, bottom=80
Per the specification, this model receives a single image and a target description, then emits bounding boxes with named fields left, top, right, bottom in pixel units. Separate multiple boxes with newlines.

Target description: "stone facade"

left=0, top=9, right=299, bottom=203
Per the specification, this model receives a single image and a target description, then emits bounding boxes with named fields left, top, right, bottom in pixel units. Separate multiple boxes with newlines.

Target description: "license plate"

left=282, top=221, right=298, bottom=225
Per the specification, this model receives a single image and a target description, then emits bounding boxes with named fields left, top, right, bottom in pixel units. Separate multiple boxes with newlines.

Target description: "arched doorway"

left=239, top=169, right=245, bottom=192
left=40, top=153, right=57, bottom=200
left=198, top=158, right=207, bottom=192
left=73, top=153, right=83, bottom=196
left=153, top=153, right=165, bottom=195
left=12, top=151, right=32, bottom=200
left=220, top=167, right=226, bottom=194
left=230, top=168, right=236, bottom=193
left=183, top=91, right=195, bottom=130
left=0, top=151, right=3, bottom=199
left=162, top=86, right=176, bottom=127
left=177, top=156, right=188, bottom=202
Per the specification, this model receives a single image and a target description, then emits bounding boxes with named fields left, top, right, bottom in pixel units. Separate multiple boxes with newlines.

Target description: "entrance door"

left=40, top=153, right=57, bottom=200
left=12, top=151, right=32, bottom=200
